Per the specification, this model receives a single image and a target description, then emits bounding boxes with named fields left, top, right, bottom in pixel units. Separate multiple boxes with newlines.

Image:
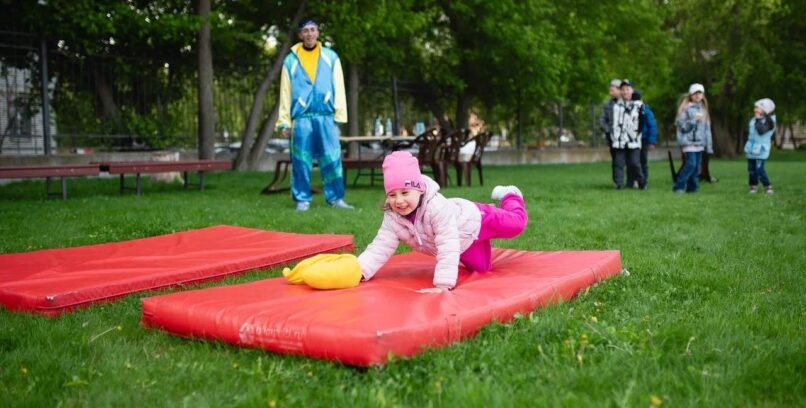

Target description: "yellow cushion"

left=282, top=253, right=361, bottom=290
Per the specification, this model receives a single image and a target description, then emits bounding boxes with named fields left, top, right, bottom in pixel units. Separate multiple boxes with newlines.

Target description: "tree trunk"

left=429, top=104, right=452, bottom=131
left=234, top=0, right=308, bottom=170
left=786, top=123, right=794, bottom=148
left=197, top=0, right=216, bottom=160
left=246, top=104, right=280, bottom=171
left=348, top=63, right=360, bottom=136
left=455, top=90, right=471, bottom=130
left=92, top=64, right=119, bottom=122
left=711, top=114, right=740, bottom=158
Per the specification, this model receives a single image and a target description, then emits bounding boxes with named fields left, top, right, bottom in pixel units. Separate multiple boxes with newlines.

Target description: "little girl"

left=744, top=98, right=777, bottom=194
left=357, top=151, right=528, bottom=292
left=673, top=83, right=714, bottom=193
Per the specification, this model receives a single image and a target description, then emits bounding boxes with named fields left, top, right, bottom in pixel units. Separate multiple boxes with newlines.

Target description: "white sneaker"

left=295, top=201, right=310, bottom=212
left=491, top=185, right=523, bottom=201
left=330, top=199, right=354, bottom=209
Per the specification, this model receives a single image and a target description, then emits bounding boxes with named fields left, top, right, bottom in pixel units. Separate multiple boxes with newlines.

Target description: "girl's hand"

left=694, top=111, right=704, bottom=121
left=416, top=287, right=447, bottom=294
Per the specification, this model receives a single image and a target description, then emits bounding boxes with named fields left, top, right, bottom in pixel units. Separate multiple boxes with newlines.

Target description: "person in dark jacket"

left=627, top=89, right=657, bottom=187
left=599, top=79, right=622, bottom=187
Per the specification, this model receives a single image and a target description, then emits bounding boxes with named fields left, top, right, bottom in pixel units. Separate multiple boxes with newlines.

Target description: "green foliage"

left=1, top=153, right=805, bottom=406
left=1, top=0, right=801, bottom=152
left=664, top=0, right=805, bottom=154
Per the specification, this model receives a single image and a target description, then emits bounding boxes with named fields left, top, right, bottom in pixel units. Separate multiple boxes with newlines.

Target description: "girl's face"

left=387, top=188, right=423, bottom=216
left=753, top=106, right=764, bottom=118
left=690, top=92, right=704, bottom=103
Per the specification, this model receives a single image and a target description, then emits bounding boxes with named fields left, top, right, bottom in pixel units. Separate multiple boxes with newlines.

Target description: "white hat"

left=688, top=83, right=705, bottom=95
left=609, top=79, right=622, bottom=88
left=754, top=98, right=775, bottom=115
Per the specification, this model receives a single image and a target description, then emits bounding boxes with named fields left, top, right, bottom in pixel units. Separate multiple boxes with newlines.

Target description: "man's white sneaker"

left=330, top=199, right=355, bottom=209
left=491, top=185, right=523, bottom=201
left=295, top=201, right=311, bottom=212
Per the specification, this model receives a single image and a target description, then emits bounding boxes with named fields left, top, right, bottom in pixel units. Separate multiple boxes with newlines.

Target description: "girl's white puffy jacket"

left=357, top=175, right=482, bottom=288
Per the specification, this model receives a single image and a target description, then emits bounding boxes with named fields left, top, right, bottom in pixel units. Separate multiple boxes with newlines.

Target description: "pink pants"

left=459, top=194, right=528, bottom=272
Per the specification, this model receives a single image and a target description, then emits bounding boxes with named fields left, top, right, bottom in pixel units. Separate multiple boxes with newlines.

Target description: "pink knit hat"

left=382, top=151, right=425, bottom=193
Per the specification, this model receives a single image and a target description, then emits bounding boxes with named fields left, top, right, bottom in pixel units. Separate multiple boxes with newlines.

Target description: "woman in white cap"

left=744, top=98, right=777, bottom=194
left=673, top=83, right=713, bottom=193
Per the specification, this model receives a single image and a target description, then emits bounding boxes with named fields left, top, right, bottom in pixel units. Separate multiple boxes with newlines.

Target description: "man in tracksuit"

left=278, top=18, right=353, bottom=212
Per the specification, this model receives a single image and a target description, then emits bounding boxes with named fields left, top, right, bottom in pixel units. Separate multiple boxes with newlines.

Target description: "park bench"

left=101, top=160, right=232, bottom=196
left=0, top=164, right=101, bottom=200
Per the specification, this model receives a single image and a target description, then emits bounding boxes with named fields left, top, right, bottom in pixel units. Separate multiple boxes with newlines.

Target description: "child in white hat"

left=673, top=83, right=713, bottom=193
left=744, top=98, right=777, bottom=194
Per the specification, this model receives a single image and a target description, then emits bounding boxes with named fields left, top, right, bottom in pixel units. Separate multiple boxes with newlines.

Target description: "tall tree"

left=666, top=0, right=805, bottom=156
left=233, top=0, right=307, bottom=171
left=310, top=0, right=429, bottom=133
left=196, top=0, right=215, bottom=159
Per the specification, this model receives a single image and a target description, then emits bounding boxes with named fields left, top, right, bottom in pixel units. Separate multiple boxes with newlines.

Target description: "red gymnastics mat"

left=0, top=225, right=354, bottom=316
left=141, top=248, right=621, bottom=366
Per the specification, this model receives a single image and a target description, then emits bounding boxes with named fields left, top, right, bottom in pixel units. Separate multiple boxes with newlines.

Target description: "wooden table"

left=339, top=135, right=415, bottom=158
left=340, top=136, right=417, bottom=186
left=262, top=136, right=419, bottom=194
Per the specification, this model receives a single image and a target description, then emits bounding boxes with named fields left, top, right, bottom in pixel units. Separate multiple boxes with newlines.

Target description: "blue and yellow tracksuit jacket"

left=277, top=42, right=348, bottom=203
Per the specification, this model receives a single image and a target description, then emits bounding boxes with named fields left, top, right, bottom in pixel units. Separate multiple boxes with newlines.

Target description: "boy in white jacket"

left=357, top=151, right=528, bottom=292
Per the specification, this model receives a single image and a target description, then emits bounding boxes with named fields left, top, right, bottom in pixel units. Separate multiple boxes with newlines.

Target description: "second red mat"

left=142, top=248, right=621, bottom=366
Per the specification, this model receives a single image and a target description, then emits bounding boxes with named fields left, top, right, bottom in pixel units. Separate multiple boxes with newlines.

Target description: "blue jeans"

left=673, top=151, right=701, bottom=192
left=747, top=159, right=771, bottom=187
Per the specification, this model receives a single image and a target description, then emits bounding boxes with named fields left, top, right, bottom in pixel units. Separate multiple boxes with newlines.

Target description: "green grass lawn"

left=1, top=151, right=805, bottom=407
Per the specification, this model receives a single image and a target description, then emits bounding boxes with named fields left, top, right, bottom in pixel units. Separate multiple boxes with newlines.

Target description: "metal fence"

left=1, top=28, right=625, bottom=156
left=0, top=29, right=276, bottom=155
left=357, top=80, right=608, bottom=150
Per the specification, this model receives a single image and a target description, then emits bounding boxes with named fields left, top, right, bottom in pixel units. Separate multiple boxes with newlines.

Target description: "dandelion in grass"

left=434, top=377, right=443, bottom=395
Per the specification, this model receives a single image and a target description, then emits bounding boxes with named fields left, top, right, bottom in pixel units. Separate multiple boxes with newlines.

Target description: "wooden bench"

left=0, top=165, right=101, bottom=200
left=261, top=158, right=383, bottom=194
left=102, top=160, right=232, bottom=196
